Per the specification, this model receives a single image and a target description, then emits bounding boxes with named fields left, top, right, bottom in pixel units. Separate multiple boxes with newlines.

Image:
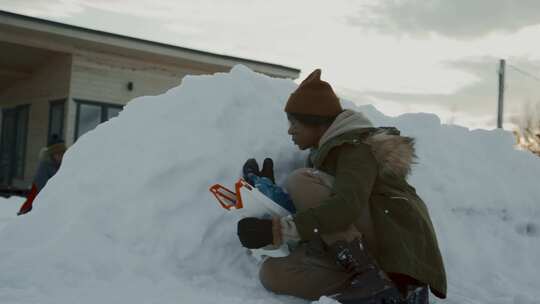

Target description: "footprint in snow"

left=516, top=222, right=539, bottom=237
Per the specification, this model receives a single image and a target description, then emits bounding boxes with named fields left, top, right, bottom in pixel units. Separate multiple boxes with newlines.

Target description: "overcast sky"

left=3, top=0, right=540, bottom=129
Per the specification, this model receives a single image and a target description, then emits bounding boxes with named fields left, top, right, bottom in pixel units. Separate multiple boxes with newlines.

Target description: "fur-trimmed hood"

left=320, top=110, right=416, bottom=178
left=319, top=110, right=373, bottom=146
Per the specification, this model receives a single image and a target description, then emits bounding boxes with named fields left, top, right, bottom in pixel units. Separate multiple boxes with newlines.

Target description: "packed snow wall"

left=0, top=66, right=538, bottom=304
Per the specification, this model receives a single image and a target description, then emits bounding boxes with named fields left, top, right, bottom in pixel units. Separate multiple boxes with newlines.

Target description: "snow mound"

left=0, top=65, right=539, bottom=304
left=0, top=196, right=23, bottom=231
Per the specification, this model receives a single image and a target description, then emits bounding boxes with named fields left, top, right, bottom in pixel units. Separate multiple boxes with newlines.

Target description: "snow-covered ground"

left=0, top=66, right=539, bottom=304
left=0, top=196, right=23, bottom=231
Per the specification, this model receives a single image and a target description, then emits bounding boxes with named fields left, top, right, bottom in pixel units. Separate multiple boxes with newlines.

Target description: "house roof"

left=0, top=10, right=300, bottom=78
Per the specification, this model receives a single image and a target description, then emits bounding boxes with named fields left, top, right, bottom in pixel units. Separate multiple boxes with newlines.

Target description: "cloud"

left=349, top=0, right=540, bottom=39
left=0, top=0, right=84, bottom=18
left=339, top=56, right=540, bottom=129
left=1, top=0, right=329, bottom=63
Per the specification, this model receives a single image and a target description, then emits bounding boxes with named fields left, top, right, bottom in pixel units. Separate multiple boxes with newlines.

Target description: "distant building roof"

left=0, top=10, right=300, bottom=79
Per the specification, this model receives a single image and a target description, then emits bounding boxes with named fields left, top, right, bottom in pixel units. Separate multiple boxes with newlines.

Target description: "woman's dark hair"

left=287, top=112, right=339, bottom=127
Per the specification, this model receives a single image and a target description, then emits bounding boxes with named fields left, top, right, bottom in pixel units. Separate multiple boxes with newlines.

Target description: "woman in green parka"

left=236, top=69, right=447, bottom=304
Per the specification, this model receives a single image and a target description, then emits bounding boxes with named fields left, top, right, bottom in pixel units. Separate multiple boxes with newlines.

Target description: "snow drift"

left=0, top=66, right=539, bottom=304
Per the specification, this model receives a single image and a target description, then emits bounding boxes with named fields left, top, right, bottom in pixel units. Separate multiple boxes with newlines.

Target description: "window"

left=107, top=107, right=122, bottom=120
left=13, top=106, right=28, bottom=178
left=0, top=105, right=29, bottom=185
left=48, top=100, right=65, bottom=144
left=74, top=100, right=123, bottom=141
left=77, top=103, right=101, bottom=139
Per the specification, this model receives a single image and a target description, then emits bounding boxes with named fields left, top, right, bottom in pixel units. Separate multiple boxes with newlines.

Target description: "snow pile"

left=0, top=66, right=539, bottom=304
left=0, top=196, right=23, bottom=231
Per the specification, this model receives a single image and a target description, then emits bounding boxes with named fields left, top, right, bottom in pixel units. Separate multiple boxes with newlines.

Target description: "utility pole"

left=497, top=59, right=506, bottom=129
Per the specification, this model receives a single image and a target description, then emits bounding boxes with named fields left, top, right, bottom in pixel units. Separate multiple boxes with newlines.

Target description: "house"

left=0, top=10, right=300, bottom=190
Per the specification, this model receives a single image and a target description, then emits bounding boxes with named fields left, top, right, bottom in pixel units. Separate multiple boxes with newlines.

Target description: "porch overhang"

left=0, top=10, right=300, bottom=79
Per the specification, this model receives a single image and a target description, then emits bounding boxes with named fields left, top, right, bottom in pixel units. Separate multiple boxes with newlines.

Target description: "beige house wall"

left=0, top=54, right=71, bottom=186
left=66, top=52, right=211, bottom=145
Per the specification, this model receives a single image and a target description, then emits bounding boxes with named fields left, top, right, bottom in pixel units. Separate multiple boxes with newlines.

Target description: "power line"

left=507, top=63, right=540, bottom=83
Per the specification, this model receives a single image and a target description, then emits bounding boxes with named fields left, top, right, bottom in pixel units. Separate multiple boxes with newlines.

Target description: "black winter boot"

left=242, top=158, right=275, bottom=185
left=401, top=285, right=429, bottom=304
left=242, top=158, right=260, bottom=185
left=260, top=158, right=275, bottom=183
left=328, top=237, right=402, bottom=304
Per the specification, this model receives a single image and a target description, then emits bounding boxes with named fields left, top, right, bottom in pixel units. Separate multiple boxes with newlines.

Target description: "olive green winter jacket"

left=292, top=110, right=447, bottom=298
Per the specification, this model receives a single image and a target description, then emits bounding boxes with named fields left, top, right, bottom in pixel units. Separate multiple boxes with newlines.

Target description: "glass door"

left=0, top=105, right=29, bottom=186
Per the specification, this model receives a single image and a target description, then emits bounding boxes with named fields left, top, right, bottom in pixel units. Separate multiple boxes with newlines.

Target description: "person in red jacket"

left=17, top=139, right=66, bottom=216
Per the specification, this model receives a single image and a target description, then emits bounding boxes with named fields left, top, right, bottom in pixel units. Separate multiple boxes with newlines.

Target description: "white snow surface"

left=0, top=196, right=23, bottom=231
left=0, top=66, right=539, bottom=304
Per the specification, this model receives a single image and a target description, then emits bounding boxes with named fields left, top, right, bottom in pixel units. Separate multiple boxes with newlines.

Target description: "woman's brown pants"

left=259, top=168, right=363, bottom=300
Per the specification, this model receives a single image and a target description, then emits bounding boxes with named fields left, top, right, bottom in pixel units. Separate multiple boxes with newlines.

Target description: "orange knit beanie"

left=284, top=69, right=342, bottom=117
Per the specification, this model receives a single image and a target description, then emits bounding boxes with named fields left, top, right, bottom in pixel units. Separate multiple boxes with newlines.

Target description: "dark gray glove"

left=237, top=217, right=273, bottom=249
